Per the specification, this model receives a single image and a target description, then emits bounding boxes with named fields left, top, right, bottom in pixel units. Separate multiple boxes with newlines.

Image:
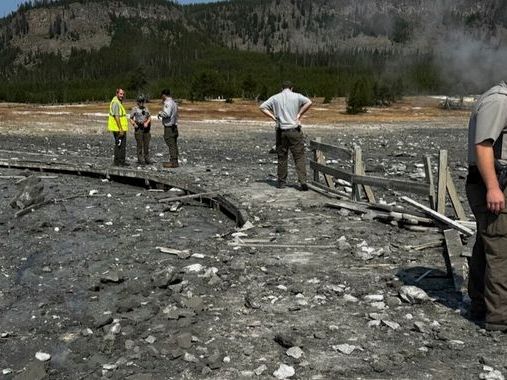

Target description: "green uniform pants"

left=134, top=129, right=151, bottom=163
left=277, top=128, right=307, bottom=185
left=164, top=125, right=179, bottom=164
left=466, top=181, right=507, bottom=326
left=112, top=132, right=127, bottom=165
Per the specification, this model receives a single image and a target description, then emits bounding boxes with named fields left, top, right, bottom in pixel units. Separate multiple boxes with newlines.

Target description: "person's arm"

left=297, top=100, right=312, bottom=124
left=112, top=102, right=124, bottom=134
left=260, top=107, right=277, bottom=122
left=259, top=98, right=277, bottom=122
left=476, top=141, right=504, bottom=214
left=130, top=108, right=137, bottom=127
left=144, top=107, right=151, bottom=127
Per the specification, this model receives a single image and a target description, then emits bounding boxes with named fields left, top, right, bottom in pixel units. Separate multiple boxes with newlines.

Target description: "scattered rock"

left=254, top=364, right=267, bottom=376
left=286, top=346, right=304, bottom=359
left=274, top=333, right=302, bottom=349
left=273, top=364, right=295, bottom=379
left=399, top=286, right=430, bottom=304
left=35, top=352, right=51, bottom=362
left=333, top=344, right=358, bottom=355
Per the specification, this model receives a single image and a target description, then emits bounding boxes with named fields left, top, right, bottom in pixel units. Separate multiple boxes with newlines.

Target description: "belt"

left=164, top=124, right=177, bottom=128
left=280, top=126, right=301, bottom=132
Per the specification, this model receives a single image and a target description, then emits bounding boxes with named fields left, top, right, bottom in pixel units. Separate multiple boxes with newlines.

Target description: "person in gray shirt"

left=260, top=81, right=312, bottom=190
left=158, top=88, right=179, bottom=168
left=130, top=95, right=152, bottom=165
left=466, top=81, right=507, bottom=331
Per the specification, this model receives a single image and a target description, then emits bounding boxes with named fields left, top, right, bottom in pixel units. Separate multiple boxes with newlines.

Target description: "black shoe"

left=300, top=183, right=309, bottom=191
left=277, top=182, right=286, bottom=189
left=145, top=159, right=153, bottom=165
left=119, top=162, right=130, bottom=167
left=137, top=160, right=146, bottom=166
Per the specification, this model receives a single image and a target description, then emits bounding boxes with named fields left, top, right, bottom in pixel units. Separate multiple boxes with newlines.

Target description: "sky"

left=0, top=0, right=222, bottom=17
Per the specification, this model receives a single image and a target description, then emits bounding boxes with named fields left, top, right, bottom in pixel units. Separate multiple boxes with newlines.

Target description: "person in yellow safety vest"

left=108, top=88, right=129, bottom=166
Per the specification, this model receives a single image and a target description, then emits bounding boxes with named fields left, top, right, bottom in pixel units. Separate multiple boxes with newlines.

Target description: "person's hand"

left=487, top=187, right=505, bottom=214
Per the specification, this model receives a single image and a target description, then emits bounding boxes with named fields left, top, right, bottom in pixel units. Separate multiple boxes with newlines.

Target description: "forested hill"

left=0, top=0, right=506, bottom=103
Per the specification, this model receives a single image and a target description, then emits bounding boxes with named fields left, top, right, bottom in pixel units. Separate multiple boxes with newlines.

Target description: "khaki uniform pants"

left=134, top=129, right=151, bottom=163
left=112, top=132, right=127, bottom=165
left=277, top=128, right=307, bottom=184
left=164, top=125, right=179, bottom=163
left=466, top=181, right=507, bottom=325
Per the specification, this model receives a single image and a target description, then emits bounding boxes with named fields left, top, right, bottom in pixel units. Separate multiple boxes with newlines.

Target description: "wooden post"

left=353, top=146, right=375, bottom=203
left=313, top=138, right=320, bottom=183
left=443, top=229, right=464, bottom=292
left=352, top=146, right=363, bottom=201
left=423, top=155, right=436, bottom=210
left=314, top=137, right=334, bottom=188
left=437, top=150, right=448, bottom=215
left=446, top=169, right=468, bottom=221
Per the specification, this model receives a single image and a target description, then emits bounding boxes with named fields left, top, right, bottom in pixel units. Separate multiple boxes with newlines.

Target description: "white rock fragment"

left=2, top=369, right=13, bottom=375
left=183, top=264, right=204, bottom=273
left=333, top=344, right=357, bottom=355
left=364, top=294, right=384, bottom=302
left=103, top=363, right=117, bottom=370
left=382, top=320, right=401, bottom=330
left=35, top=352, right=51, bottom=361
left=399, top=286, right=430, bottom=304
left=273, top=364, right=295, bottom=379
left=286, top=346, right=304, bottom=359
left=89, top=189, right=98, bottom=196
left=343, top=294, right=359, bottom=303
left=254, top=364, right=267, bottom=376
left=479, top=369, right=505, bottom=380
left=145, top=335, right=156, bottom=344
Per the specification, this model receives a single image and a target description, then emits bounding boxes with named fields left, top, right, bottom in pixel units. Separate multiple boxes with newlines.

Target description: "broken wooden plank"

left=444, top=229, right=464, bottom=291
left=352, top=146, right=363, bottom=201
left=354, top=146, right=376, bottom=203
left=309, top=160, right=353, bottom=182
left=228, top=243, right=337, bottom=249
left=437, top=150, right=448, bottom=214
left=158, top=192, right=217, bottom=203
left=309, top=140, right=352, bottom=160
left=307, top=181, right=349, bottom=199
left=446, top=169, right=467, bottom=221
left=401, top=196, right=474, bottom=236
left=408, top=239, right=444, bottom=251
left=315, top=138, right=334, bottom=188
left=15, top=194, right=85, bottom=218
left=423, top=155, right=436, bottom=210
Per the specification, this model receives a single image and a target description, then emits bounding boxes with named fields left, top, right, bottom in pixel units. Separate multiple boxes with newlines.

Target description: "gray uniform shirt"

left=260, top=89, right=311, bottom=130
left=160, top=98, right=178, bottom=127
left=130, top=106, right=151, bottom=125
left=468, top=81, right=507, bottom=166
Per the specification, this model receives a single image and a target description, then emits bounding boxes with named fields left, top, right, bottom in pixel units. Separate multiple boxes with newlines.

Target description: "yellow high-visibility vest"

left=107, top=96, right=128, bottom=132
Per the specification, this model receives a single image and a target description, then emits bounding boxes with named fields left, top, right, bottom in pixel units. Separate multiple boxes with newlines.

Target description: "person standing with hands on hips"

left=130, top=95, right=152, bottom=165
left=158, top=89, right=179, bottom=168
left=260, top=81, right=312, bottom=191
left=108, top=88, right=129, bottom=166
left=466, top=81, right=507, bottom=331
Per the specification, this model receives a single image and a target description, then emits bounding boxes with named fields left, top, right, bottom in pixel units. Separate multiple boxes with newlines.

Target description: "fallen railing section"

left=0, top=159, right=248, bottom=227
left=308, top=138, right=472, bottom=290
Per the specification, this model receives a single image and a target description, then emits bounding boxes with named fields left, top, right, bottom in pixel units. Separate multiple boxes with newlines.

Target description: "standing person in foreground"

left=260, top=81, right=312, bottom=191
left=130, top=95, right=152, bottom=165
left=158, top=89, right=179, bottom=168
left=466, top=81, right=507, bottom=331
left=108, top=88, right=129, bottom=166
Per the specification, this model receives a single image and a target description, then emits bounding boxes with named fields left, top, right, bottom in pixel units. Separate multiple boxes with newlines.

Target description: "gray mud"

left=1, top=120, right=505, bottom=380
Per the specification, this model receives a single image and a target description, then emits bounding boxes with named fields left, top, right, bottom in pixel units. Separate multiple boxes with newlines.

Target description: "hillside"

left=0, top=0, right=506, bottom=102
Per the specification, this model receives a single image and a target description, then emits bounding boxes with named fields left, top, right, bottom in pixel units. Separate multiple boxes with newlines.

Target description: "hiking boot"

left=276, top=181, right=286, bottom=189
left=163, top=162, right=179, bottom=168
left=300, top=183, right=309, bottom=191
